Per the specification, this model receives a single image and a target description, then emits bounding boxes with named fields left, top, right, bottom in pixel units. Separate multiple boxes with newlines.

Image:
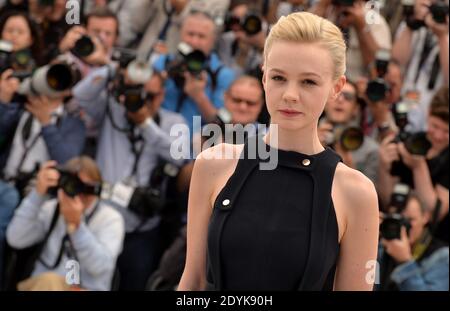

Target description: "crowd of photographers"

left=0, top=0, right=448, bottom=291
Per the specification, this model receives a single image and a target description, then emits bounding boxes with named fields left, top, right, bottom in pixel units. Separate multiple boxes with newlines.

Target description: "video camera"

left=165, top=42, right=207, bottom=89
left=224, top=12, right=263, bottom=36
left=366, top=50, right=391, bottom=103
left=111, top=48, right=153, bottom=112
left=47, top=168, right=102, bottom=198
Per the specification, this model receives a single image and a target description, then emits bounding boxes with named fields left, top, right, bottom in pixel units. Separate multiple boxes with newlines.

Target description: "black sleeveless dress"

left=206, top=135, right=342, bottom=291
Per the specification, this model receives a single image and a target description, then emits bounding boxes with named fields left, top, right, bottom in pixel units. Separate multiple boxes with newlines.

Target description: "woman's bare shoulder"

left=334, top=163, right=379, bottom=213
left=193, top=143, right=245, bottom=203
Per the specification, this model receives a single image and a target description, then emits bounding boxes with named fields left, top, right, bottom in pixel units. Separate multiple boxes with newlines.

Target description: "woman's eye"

left=271, top=75, right=285, bottom=82
left=303, top=79, right=317, bottom=86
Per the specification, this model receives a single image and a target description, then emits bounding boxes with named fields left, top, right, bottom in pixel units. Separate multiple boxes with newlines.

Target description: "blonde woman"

left=178, top=12, right=379, bottom=291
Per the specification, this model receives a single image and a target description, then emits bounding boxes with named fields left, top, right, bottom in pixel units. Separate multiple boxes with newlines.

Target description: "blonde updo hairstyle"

left=263, top=12, right=347, bottom=81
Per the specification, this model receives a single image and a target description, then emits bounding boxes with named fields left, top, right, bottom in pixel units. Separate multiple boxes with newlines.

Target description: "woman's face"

left=1, top=15, right=33, bottom=51
left=263, top=41, right=344, bottom=132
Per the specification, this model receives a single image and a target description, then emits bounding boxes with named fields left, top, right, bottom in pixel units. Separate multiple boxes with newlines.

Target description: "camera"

left=71, top=35, right=95, bottom=59
left=47, top=168, right=102, bottom=198
left=17, top=59, right=81, bottom=98
left=111, top=48, right=153, bottom=113
left=225, top=13, right=263, bottom=36
left=366, top=50, right=392, bottom=103
left=392, top=102, right=432, bottom=156
left=380, top=213, right=411, bottom=240
left=165, top=42, right=207, bottom=89
left=323, top=123, right=365, bottom=151
left=389, top=183, right=411, bottom=212
left=430, top=1, right=449, bottom=24
left=332, top=0, right=355, bottom=6
left=0, top=40, right=35, bottom=74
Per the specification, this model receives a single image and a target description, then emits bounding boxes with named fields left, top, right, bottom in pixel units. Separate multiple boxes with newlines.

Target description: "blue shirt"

left=153, top=52, right=236, bottom=136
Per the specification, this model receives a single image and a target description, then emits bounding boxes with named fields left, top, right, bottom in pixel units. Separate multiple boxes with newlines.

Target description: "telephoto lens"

left=366, top=78, right=389, bottom=102
left=339, top=127, right=364, bottom=151
left=17, top=61, right=81, bottom=98
left=242, top=14, right=263, bottom=36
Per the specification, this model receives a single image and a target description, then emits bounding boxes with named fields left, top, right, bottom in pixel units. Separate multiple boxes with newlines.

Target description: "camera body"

left=366, top=50, right=391, bottom=102
left=0, top=40, right=34, bottom=75
left=225, top=13, right=263, bottom=36
left=71, top=35, right=95, bottom=59
left=430, top=1, right=449, bottom=24
left=47, top=168, right=102, bottom=198
left=380, top=213, right=411, bottom=240
left=165, top=42, right=207, bottom=89
left=111, top=48, right=153, bottom=112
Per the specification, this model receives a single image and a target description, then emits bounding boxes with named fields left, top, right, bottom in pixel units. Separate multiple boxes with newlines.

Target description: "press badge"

left=110, top=182, right=135, bottom=208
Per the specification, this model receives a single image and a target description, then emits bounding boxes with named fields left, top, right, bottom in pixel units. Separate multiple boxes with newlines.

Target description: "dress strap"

left=207, top=136, right=260, bottom=290
left=298, top=148, right=342, bottom=290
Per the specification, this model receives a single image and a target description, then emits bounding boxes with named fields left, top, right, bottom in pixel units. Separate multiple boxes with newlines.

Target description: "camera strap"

left=127, top=124, right=145, bottom=181
left=38, top=200, right=100, bottom=273
left=414, top=30, right=438, bottom=89
left=15, top=113, right=61, bottom=177
left=412, top=229, right=433, bottom=260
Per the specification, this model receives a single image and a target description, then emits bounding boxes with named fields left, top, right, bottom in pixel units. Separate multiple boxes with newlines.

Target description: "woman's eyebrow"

left=269, top=68, right=322, bottom=79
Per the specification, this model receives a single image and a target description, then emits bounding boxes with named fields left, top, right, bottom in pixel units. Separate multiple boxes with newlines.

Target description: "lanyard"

left=38, top=200, right=100, bottom=271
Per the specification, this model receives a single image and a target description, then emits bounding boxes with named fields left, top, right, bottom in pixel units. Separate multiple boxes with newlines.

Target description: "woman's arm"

left=177, top=146, right=224, bottom=290
left=333, top=165, right=380, bottom=291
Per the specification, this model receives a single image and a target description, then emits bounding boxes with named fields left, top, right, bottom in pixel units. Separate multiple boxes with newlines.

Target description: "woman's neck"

left=264, top=123, right=325, bottom=155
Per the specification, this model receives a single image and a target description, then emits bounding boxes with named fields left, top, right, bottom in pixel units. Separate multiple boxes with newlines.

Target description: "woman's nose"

left=282, top=82, right=300, bottom=103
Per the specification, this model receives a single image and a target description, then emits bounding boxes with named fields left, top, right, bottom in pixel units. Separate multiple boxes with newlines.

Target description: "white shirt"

left=3, top=106, right=64, bottom=179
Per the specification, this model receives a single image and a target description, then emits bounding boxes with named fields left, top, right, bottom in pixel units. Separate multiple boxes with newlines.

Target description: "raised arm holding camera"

left=378, top=190, right=449, bottom=290
left=153, top=11, right=236, bottom=136
left=377, top=86, right=449, bottom=244
left=392, top=0, right=449, bottom=132
left=310, top=0, right=392, bottom=81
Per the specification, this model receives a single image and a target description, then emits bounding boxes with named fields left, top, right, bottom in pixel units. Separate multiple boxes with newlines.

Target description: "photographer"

left=378, top=86, right=449, bottom=243
left=319, top=80, right=379, bottom=183
left=0, top=64, right=86, bottom=197
left=73, top=63, right=189, bottom=290
left=364, top=61, right=403, bottom=143
left=378, top=191, right=449, bottom=290
left=6, top=158, right=125, bottom=291
left=153, top=11, right=236, bottom=137
left=392, top=0, right=449, bottom=132
left=58, top=7, right=119, bottom=72
left=217, top=2, right=266, bottom=77
left=310, top=0, right=392, bottom=81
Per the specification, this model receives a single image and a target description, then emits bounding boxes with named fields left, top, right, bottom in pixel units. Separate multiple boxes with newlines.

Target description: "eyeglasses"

left=339, top=91, right=356, bottom=102
left=229, top=95, right=260, bottom=107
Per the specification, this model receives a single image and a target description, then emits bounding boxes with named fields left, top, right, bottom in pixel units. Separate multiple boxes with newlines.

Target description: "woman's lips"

left=279, top=109, right=303, bottom=117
